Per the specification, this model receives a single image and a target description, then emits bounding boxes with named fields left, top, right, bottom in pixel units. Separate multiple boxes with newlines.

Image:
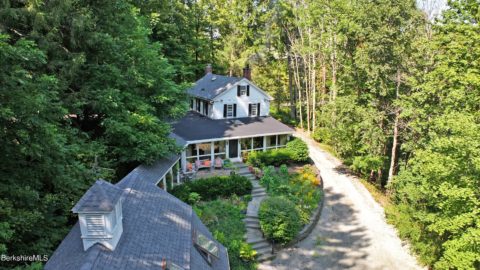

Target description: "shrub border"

left=273, top=173, right=325, bottom=250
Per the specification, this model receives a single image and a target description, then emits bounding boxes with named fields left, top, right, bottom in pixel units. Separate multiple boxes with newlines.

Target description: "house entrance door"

left=229, top=139, right=238, bottom=159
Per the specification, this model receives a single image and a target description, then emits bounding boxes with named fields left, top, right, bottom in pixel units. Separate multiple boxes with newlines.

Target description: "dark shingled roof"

left=131, top=154, right=180, bottom=185
left=45, top=158, right=229, bottom=270
left=72, top=180, right=124, bottom=213
left=187, top=73, right=242, bottom=100
left=172, top=111, right=294, bottom=142
left=169, top=132, right=188, bottom=148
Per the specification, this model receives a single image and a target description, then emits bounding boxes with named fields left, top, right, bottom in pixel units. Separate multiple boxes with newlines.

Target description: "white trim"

left=213, top=78, right=274, bottom=101
left=185, top=131, right=293, bottom=144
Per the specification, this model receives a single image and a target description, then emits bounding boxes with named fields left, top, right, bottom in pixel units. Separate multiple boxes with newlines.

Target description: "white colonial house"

left=172, top=65, right=294, bottom=171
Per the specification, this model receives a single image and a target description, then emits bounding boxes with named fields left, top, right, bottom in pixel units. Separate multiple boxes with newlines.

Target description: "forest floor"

left=258, top=131, right=424, bottom=270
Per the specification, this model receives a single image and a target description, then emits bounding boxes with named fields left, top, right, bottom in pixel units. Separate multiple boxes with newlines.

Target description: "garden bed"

left=170, top=175, right=257, bottom=270
left=257, top=164, right=324, bottom=246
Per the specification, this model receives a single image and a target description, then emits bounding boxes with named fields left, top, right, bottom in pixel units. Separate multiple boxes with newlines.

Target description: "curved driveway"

left=258, top=132, right=423, bottom=270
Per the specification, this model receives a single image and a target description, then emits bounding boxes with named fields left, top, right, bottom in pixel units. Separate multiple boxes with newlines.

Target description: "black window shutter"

left=233, top=104, right=237, bottom=117
left=248, top=104, right=252, bottom=116
left=223, top=104, right=227, bottom=118
left=247, top=85, right=250, bottom=96
left=237, top=86, right=241, bottom=96
left=257, top=103, right=260, bottom=116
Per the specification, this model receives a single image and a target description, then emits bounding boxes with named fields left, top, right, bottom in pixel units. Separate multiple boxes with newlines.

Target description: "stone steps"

left=246, top=223, right=261, bottom=229
left=236, top=162, right=276, bottom=263
left=252, top=192, right=267, bottom=197
left=252, top=240, right=270, bottom=250
left=246, top=236, right=265, bottom=245
left=243, top=216, right=259, bottom=223
left=257, top=252, right=276, bottom=262
left=252, top=187, right=265, bottom=193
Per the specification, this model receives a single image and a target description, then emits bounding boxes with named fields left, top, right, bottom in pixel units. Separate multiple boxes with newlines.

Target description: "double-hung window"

left=251, top=104, right=258, bottom=116
left=226, top=104, right=234, bottom=118
left=239, top=85, right=247, bottom=96
left=249, top=103, right=260, bottom=117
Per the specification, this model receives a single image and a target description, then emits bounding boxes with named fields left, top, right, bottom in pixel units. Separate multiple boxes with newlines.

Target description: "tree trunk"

left=387, top=70, right=402, bottom=183
left=288, top=53, right=296, bottom=119
left=312, top=52, right=317, bottom=133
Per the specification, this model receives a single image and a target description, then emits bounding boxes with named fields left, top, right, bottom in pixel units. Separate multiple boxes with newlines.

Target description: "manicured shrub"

left=258, top=196, right=302, bottom=245
left=247, top=149, right=292, bottom=167
left=286, top=138, right=309, bottom=162
left=171, top=174, right=252, bottom=202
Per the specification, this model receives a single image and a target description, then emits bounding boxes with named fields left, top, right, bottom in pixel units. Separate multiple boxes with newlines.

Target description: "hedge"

left=170, top=174, right=252, bottom=202
left=247, top=138, right=309, bottom=167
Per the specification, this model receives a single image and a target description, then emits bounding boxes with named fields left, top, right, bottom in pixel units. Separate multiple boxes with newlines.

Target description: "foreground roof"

left=187, top=73, right=243, bottom=100
left=45, top=157, right=228, bottom=270
left=171, top=112, right=294, bottom=142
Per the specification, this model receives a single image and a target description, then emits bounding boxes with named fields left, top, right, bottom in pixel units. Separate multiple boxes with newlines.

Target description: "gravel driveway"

left=258, top=132, right=423, bottom=270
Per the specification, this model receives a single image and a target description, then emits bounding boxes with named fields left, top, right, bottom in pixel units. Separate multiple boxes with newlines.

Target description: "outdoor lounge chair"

left=214, top=157, right=223, bottom=169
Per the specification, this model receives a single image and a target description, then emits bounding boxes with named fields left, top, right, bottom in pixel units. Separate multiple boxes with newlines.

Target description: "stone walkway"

left=258, top=132, right=423, bottom=270
left=233, top=163, right=275, bottom=262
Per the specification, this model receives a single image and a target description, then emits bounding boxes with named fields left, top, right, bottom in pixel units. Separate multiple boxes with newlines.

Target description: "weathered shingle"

left=172, top=111, right=294, bottom=142
left=45, top=157, right=229, bottom=270
left=72, top=180, right=124, bottom=213
left=187, top=73, right=242, bottom=100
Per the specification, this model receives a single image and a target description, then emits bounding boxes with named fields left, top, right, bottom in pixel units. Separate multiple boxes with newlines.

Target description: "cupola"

left=72, top=180, right=124, bottom=251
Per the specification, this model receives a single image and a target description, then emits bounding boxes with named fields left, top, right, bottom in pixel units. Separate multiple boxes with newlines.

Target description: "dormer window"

left=193, top=231, right=219, bottom=265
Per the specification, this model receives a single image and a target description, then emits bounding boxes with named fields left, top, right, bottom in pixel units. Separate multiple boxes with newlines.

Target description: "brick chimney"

left=243, top=65, right=251, bottom=81
left=205, top=64, right=212, bottom=74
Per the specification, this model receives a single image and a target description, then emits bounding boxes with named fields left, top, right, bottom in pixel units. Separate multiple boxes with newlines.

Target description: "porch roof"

left=171, top=111, right=294, bottom=142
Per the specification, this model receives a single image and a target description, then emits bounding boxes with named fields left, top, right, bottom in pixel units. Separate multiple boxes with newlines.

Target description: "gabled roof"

left=45, top=157, right=229, bottom=270
left=172, top=111, right=294, bottom=142
left=72, top=180, right=124, bottom=213
left=187, top=73, right=243, bottom=100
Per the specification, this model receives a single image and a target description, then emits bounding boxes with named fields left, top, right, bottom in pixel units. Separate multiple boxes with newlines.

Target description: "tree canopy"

left=1, top=0, right=479, bottom=269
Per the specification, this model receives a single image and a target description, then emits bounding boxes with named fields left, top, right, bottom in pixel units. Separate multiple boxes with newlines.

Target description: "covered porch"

left=181, top=133, right=291, bottom=172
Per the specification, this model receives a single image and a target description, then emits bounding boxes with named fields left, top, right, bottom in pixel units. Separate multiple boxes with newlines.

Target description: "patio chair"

left=186, top=162, right=194, bottom=172
left=214, top=157, right=223, bottom=169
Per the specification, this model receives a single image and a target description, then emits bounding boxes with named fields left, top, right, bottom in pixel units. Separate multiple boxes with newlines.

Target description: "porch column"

left=181, top=151, right=187, bottom=173
left=226, top=140, right=229, bottom=159
left=176, top=168, right=180, bottom=184
left=162, top=176, right=167, bottom=191
left=237, top=140, right=241, bottom=159
left=275, top=135, right=279, bottom=149
left=210, top=142, right=215, bottom=162
left=263, top=136, right=267, bottom=151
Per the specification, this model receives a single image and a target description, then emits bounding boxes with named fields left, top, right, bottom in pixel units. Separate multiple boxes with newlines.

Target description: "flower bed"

left=258, top=164, right=323, bottom=245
